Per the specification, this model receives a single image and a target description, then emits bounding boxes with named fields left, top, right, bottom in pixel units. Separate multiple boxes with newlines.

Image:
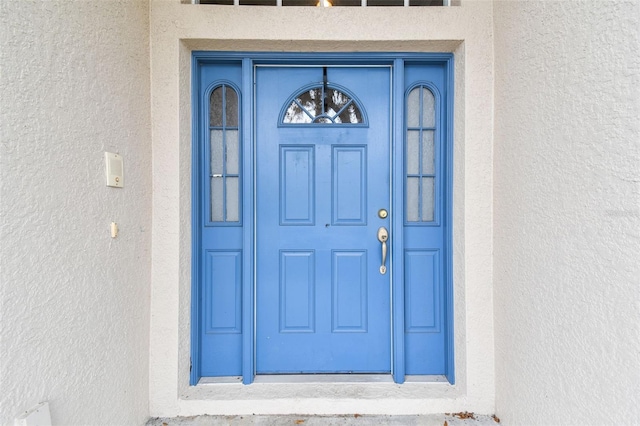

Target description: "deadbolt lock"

left=378, top=209, right=388, bottom=219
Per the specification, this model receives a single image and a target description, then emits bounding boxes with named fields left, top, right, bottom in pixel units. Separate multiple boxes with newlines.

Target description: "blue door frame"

left=191, top=52, right=455, bottom=386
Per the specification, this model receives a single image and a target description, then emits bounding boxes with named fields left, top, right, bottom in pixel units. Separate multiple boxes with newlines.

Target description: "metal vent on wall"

left=196, top=0, right=446, bottom=6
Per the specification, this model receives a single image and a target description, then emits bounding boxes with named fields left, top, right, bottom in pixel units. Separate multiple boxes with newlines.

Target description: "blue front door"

left=255, top=66, right=392, bottom=373
left=193, top=54, right=454, bottom=384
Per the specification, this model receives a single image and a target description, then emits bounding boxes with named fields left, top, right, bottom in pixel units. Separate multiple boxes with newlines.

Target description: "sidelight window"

left=209, top=84, right=241, bottom=223
left=405, top=84, right=437, bottom=223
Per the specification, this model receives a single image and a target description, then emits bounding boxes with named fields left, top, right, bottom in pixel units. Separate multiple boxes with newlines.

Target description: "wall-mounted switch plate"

left=105, top=152, right=124, bottom=188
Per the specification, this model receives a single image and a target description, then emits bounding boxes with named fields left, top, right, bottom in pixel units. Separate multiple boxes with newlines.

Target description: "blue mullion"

left=434, top=94, right=439, bottom=225
left=392, top=58, right=406, bottom=384
left=332, top=99, right=354, bottom=123
left=205, top=108, right=213, bottom=225
left=210, top=126, right=239, bottom=130
left=241, top=57, right=254, bottom=384
left=418, top=85, right=424, bottom=222
left=222, top=85, right=228, bottom=222
left=407, top=126, right=436, bottom=131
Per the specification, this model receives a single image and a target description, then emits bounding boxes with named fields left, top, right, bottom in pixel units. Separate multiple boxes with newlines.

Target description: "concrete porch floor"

left=147, top=414, right=501, bottom=426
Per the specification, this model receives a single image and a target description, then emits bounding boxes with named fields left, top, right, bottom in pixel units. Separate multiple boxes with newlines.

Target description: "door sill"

left=198, top=376, right=243, bottom=385
left=405, top=375, right=449, bottom=383
left=196, top=374, right=449, bottom=385
left=253, top=374, right=394, bottom=384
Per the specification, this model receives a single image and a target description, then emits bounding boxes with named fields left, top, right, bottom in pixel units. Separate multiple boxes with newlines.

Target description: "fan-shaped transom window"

left=282, top=85, right=365, bottom=125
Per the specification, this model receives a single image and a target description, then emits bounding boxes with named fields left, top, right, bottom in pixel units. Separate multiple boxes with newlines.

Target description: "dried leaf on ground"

left=443, top=421, right=448, bottom=426
left=452, top=411, right=476, bottom=420
left=492, top=414, right=501, bottom=423
left=354, top=414, right=361, bottom=418
left=295, top=420, right=305, bottom=425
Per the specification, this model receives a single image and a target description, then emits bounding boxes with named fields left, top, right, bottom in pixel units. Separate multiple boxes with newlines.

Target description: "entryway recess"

left=191, top=52, right=454, bottom=385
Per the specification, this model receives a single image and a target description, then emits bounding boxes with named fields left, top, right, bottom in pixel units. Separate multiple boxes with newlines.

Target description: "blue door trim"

left=190, top=53, right=201, bottom=386
left=241, top=58, right=255, bottom=384
left=191, top=51, right=454, bottom=386
left=391, top=58, right=406, bottom=383
left=444, top=57, right=455, bottom=384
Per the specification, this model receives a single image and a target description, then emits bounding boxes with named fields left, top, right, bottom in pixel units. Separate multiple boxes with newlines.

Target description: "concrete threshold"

left=147, top=414, right=501, bottom=426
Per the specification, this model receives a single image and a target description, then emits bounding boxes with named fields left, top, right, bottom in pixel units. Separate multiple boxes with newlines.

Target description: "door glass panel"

left=282, top=85, right=364, bottom=124
left=422, top=88, right=435, bottom=128
left=208, top=84, right=241, bottom=224
left=284, top=101, right=313, bottom=124
left=205, top=0, right=444, bottom=5
left=406, top=177, right=419, bottom=222
left=368, top=0, right=404, bottom=5
left=329, top=89, right=351, bottom=110
left=225, top=88, right=238, bottom=127
left=421, top=177, right=434, bottom=221
left=210, top=87, right=223, bottom=127
left=422, top=130, right=435, bottom=175
left=410, top=0, right=444, bottom=4
left=406, top=130, right=420, bottom=175
left=406, top=84, right=437, bottom=223
left=240, top=0, right=277, bottom=4
left=298, top=89, right=322, bottom=118
left=210, top=130, right=224, bottom=175
left=226, top=177, right=239, bottom=222
left=226, top=130, right=239, bottom=175
left=407, top=87, right=420, bottom=127
left=211, top=177, right=224, bottom=221
left=336, top=103, right=362, bottom=124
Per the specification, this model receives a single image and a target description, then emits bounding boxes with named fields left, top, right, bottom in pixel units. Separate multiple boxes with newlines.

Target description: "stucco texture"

left=149, top=0, right=495, bottom=418
left=0, top=0, right=151, bottom=424
left=493, top=0, right=640, bottom=425
left=5, top=0, right=637, bottom=422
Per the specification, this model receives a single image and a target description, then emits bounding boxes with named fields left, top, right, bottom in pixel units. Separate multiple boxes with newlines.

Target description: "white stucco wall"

left=493, top=1, right=640, bottom=424
left=149, top=0, right=495, bottom=417
left=0, top=1, right=151, bottom=424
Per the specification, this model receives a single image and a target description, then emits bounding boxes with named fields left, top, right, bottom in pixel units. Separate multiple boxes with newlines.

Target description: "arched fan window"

left=282, top=84, right=366, bottom=125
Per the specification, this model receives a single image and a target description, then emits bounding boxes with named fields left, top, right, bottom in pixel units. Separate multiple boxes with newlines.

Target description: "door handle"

left=377, top=227, right=389, bottom=275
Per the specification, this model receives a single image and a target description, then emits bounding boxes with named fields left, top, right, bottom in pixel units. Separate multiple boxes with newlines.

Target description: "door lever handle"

left=377, top=227, right=389, bottom=275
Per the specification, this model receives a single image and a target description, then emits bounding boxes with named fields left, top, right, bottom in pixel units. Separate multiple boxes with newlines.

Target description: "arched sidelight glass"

left=406, top=85, right=436, bottom=223
left=282, top=86, right=364, bottom=124
left=209, top=84, right=240, bottom=223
